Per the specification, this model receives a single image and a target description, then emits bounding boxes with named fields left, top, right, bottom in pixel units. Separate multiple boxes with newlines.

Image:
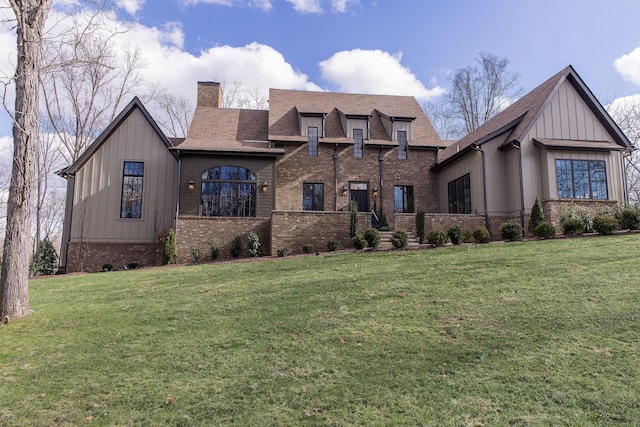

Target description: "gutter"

left=470, top=144, right=489, bottom=231
left=511, top=141, right=526, bottom=236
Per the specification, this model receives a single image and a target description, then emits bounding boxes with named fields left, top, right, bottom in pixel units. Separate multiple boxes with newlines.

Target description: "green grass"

left=2, top=235, right=640, bottom=425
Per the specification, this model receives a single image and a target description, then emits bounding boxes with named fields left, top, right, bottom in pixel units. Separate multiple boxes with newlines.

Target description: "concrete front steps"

left=376, top=230, right=420, bottom=250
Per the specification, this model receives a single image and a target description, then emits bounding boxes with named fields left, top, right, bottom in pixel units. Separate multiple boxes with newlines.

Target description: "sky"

left=1, top=0, right=640, bottom=147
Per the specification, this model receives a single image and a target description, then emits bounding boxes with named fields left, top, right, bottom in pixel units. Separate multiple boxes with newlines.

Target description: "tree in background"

left=30, top=238, right=58, bottom=276
left=426, top=52, right=522, bottom=140
left=608, top=97, right=640, bottom=203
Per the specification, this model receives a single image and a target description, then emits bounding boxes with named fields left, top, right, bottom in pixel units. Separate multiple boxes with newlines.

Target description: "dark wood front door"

left=350, top=182, right=369, bottom=212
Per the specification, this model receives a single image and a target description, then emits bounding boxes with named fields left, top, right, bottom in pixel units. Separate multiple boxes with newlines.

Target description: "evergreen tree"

left=29, top=239, right=58, bottom=276
left=162, top=229, right=177, bottom=264
left=528, top=197, right=545, bottom=234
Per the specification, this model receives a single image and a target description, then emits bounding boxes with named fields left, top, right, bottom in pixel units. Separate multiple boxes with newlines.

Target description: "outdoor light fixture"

left=187, top=178, right=195, bottom=191
left=262, top=181, right=268, bottom=192
left=372, top=186, right=378, bottom=197
left=342, top=185, right=348, bottom=195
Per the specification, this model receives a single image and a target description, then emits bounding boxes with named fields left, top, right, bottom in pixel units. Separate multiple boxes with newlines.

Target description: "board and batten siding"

left=437, top=151, right=483, bottom=214
left=70, top=108, right=178, bottom=243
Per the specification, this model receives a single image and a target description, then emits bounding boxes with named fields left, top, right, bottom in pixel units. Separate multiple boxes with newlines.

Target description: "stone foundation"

left=66, top=242, right=159, bottom=273
left=542, top=199, right=618, bottom=231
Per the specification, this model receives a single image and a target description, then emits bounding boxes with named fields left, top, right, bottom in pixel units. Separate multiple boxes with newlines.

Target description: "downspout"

left=333, top=145, right=338, bottom=211
left=622, top=151, right=630, bottom=203
left=511, top=141, right=526, bottom=236
left=175, top=151, right=181, bottom=233
left=378, top=147, right=384, bottom=219
left=471, top=144, right=489, bottom=231
left=59, top=173, right=75, bottom=273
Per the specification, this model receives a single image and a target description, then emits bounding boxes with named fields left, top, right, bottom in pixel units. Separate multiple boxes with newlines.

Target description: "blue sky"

left=2, top=0, right=640, bottom=140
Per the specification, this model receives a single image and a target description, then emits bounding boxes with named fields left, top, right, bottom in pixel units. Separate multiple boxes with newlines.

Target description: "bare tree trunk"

left=1, top=0, right=53, bottom=322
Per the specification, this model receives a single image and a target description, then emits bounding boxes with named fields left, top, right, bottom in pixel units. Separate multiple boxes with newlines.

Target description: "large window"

left=556, top=160, right=608, bottom=199
left=394, top=185, right=414, bottom=213
left=353, top=128, right=363, bottom=158
left=120, top=161, right=144, bottom=218
left=201, top=166, right=257, bottom=217
left=448, top=173, right=471, bottom=214
left=303, top=183, right=324, bottom=211
left=308, top=126, right=318, bottom=156
left=397, top=130, right=408, bottom=160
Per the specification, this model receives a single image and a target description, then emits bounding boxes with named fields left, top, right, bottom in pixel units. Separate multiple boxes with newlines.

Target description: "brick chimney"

left=197, top=81, right=222, bottom=107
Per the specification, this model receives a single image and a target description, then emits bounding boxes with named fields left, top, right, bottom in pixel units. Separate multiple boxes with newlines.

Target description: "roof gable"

left=62, top=97, right=175, bottom=175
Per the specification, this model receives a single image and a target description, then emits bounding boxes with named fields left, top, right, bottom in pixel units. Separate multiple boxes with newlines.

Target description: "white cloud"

left=181, top=0, right=273, bottom=11
left=614, top=47, right=640, bottom=86
left=285, top=0, right=322, bottom=13
left=319, top=49, right=445, bottom=101
left=331, top=0, right=359, bottom=13
left=116, top=0, right=145, bottom=16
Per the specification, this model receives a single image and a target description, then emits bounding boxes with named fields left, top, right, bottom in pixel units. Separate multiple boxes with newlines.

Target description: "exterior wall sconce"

left=187, top=178, right=195, bottom=191
left=342, top=185, right=348, bottom=195
left=261, top=181, right=268, bottom=192
left=372, top=186, right=378, bottom=197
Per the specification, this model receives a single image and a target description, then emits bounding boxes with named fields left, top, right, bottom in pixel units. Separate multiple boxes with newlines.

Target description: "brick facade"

left=543, top=199, right=618, bottom=230
left=66, top=242, right=160, bottom=272
left=394, top=213, right=486, bottom=236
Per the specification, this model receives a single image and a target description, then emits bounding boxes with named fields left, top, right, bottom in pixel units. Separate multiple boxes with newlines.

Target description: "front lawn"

left=1, top=235, right=639, bottom=425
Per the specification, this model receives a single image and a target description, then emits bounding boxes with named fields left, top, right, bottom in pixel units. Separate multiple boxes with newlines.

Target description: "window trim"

left=448, top=173, right=471, bottom=214
left=555, top=159, right=608, bottom=200
left=397, top=130, right=408, bottom=160
left=120, top=161, right=144, bottom=219
left=307, top=126, right=318, bottom=156
left=303, top=182, right=324, bottom=211
left=353, top=128, right=364, bottom=158
left=393, top=185, right=414, bottom=213
left=200, top=166, right=257, bottom=217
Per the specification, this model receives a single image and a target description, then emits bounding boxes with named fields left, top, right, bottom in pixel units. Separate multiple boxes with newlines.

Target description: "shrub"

left=189, top=246, right=202, bottom=262
left=561, top=217, right=585, bottom=235
left=349, top=201, right=358, bottom=238
left=327, top=240, right=340, bottom=251
left=415, top=209, right=425, bottom=244
left=534, top=221, right=556, bottom=239
left=463, top=230, right=475, bottom=243
left=363, top=227, right=381, bottom=249
left=277, top=247, right=289, bottom=257
left=126, top=262, right=139, bottom=270
left=500, top=221, right=523, bottom=241
left=247, top=231, right=261, bottom=257
left=473, top=227, right=491, bottom=243
left=615, top=203, right=640, bottom=230
left=379, top=214, right=389, bottom=229
left=351, top=235, right=367, bottom=250
left=528, top=197, right=545, bottom=234
left=30, top=238, right=58, bottom=276
left=102, top=263, right=113, bottom=272
left=592, top=215, right=618, bottom=235
left=427, top=229, right=447, bottom=247
left=447, top=225, right=464, bottom=245
left=162, top=228, right=177, bottom=265
left=230, top=234, right=242, bottom=258
left=390, top=230, right=409, bottom=249
left=210, top=238, right=220, bottom=260
left=302, top=244, right=314, bottom=254
left=559, top=203, right=592, bottom=233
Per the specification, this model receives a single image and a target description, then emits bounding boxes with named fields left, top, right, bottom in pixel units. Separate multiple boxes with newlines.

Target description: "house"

left=57, top=65, right=633, bottom=273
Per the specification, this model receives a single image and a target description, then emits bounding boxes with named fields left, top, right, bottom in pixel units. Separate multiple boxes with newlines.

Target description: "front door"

left=350, top=182, right=369, bottom=212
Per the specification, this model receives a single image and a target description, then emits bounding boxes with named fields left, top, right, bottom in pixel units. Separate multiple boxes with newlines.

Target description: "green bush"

left=561, top=217, right=585, bottom=235
left=559, top=204, right=592, bottom=233
left=528, top=197, right=545, bottom=234
left=102, top=263, right=113, bottom=272
left=126, top=262, right=139, bottom=270
left=592, top=215, right=618, bottom=235
left=463, top=230, right=475, bottom=243
left=349, top=201, right=358, bottom=238
left=427, top=229, right=447, bottom=247
left=230, top=234, right=242, bottom=258
left=447, top=225, right=464, bottom=245
left=363, top=227, right=381, bottom=249
left=615, top=203, right=640, bottom=230
left=352, top=235, right=367, bottom=250
left=390, top=230, right=409, bottom=249
left=302, top=244, right=314, bottom=254
left=500, top=221, right=523, bottom=241
left=30, top=238, right=58, bottom=276
left=162, top=228, right=177, bottom=265
left=247, top=231, right=261, bottom=257
left=277, top=247, right=289, bottom=257
left=534, top=221, right=556, bottom=239
left=415, top=209, right=425, bottom=244
left=189, top=246, right=202, bottom=262
left=473, top=227, right=491, bottom=243
left=327, top=240, right=340, bottom=251
left=210, top=238, right=220, bottom=260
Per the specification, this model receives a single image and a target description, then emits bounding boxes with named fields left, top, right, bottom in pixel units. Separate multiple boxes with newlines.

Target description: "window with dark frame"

left=303, top=183, right=324, bottom=211
left=201, top=166, right=257, bottom=217
left=308, top=126, right=318, bottom=156
left=448, top=173, right=471, bottom=214
left=556, top=159, right=607, bottom=199
left=120, top=161, right=144, bottom=218
left=393, top=185, right=414, bottom=213
left=353, top=128, right=363, bottom=158
left=397, top=130, right=408, bottom=160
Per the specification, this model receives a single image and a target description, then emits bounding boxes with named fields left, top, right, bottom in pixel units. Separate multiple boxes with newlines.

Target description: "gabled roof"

left=175, top=106, right=284, bottom=155
left=268, top=88, right=444, bottom=148
left=58, top=97, right=175, bottom=177
left=434, top=65, right=634, bottom=169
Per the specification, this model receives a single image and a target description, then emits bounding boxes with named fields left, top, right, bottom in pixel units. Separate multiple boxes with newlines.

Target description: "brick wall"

left=394, top=213, right=486, bottom=235
left=271, top=211, right=370, bottom=256
left=543, top=199, right=618, bottom=230
left=176, top=216, right=271, bottom=262
left=66, top=242, right=159, bottom=273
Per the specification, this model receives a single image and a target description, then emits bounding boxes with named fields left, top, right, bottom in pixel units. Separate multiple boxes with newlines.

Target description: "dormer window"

left=397, top=130, right=408, bottom=160
left=308, top=126, right=318, bottom=156
left=353, top=129, right=364, bottom=158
